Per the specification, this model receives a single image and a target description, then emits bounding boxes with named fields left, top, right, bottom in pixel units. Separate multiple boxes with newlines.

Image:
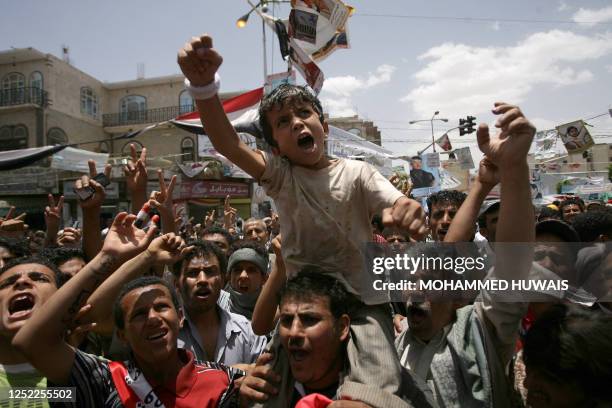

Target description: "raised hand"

left=382, top=197, right=427, bottom=240
left=476, top=157, right=500, bottom=187
left=477, top=102, right=536, bottom=169
left=0, top=207, right=28, bottom=238
left=100, top=212, right=156, bottom=264
left=223, top=195, right=237, bottom=229
left=44, top=194, right=64, bottom=229
left=149, top=170, right=176, bottom=209
left=123, top=143, right=148, bottom=198
left=57, top=227, right=82, bottom=248
left=144, top=233, right=192, bottom=265
left=177, top=34, right=223, bottom=87
left=75, top=160, right=112, bottom=210
left=204, top=209, right=216, bottom=228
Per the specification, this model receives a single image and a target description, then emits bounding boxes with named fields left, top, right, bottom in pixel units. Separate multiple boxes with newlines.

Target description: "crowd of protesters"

left=0, top=33, right=610, bottom=408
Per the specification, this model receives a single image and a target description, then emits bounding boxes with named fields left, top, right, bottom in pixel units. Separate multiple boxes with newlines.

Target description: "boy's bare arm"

left=178, top=34, right=265, bottom=179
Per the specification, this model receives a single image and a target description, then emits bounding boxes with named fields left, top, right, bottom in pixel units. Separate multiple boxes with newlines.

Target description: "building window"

left=1, top=72, right=26, bottom=105
left=179, top=90, right=194, bottom=114
left=2, top=72, right=25, bottom=90
left=181, top=137, right=195, bottom=163
left=29, top=72, right=44, bottom=104
left=47, top=127, right=68, bottom=145
left=120, top=95, right=146, bottom=122
left=80, top=87, right=98, bottom=119
left=0, top=125, right=28, bottom=151
left=98, top=141, right=110, bottom=153
left=29, top=71, right=43, bottom=89
left=122, top=141, right=144, bottom=156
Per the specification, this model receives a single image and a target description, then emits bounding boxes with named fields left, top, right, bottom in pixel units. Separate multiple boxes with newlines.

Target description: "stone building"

left=0, top=47, right=250, bottom=227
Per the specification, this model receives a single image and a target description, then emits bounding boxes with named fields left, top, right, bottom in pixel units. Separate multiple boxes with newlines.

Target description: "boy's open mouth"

left=297, top=135, right=315, bottom=149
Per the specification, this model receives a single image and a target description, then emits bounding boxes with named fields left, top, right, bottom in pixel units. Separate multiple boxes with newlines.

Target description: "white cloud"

left=531, top=117, right=559, bottom=131
left=606, top=65, right=612, bottom=73
left=572, top=6, right=612, bottom=27
left=321, top=64, right=396, bottom=116
left=558, top=1, right=569, bottom=12
left=401, top=30, right=612, bottom=119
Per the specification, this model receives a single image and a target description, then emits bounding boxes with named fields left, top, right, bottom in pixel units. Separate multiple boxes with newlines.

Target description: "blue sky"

left=2, top=0, right=611, bottom=160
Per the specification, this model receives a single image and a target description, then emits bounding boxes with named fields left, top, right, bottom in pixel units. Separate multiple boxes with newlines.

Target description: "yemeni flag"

left=171, top=87, right=264, bottom=138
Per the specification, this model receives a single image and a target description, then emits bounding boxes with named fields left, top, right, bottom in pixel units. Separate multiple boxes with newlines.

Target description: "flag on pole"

left=435, top=133, right=453, bottom=151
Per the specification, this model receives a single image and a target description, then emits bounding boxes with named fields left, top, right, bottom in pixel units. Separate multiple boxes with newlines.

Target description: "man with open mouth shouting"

left=13, top=213, right=242, bottom=407
left=0, top=256, right=61, bottom=406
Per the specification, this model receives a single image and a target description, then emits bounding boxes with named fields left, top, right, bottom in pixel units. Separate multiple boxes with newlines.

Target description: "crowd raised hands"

left=1, top=58, right=611, bottom=408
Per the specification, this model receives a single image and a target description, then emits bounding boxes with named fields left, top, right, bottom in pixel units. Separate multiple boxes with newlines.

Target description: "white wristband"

left=184, top=73, right=220, bottom=100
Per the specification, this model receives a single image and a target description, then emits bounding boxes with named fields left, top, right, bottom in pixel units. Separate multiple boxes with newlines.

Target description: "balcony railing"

left=102, top=105, right=195, bottom=127
left=0, top=87, right=48, bottom=107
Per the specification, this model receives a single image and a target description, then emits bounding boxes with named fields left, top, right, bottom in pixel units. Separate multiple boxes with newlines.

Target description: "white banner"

left=51, top=147, right=109, bottom=173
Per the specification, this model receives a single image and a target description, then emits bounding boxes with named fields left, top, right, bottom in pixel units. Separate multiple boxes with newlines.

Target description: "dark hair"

left=46, top=247, right=86, bottom=267
left=202, top=226, right=233, bottom=246
left=559, top=197, right=585, bottom=220
left=523, top=304, right=612, bottom=405
left=0, top=256, right=63, bottom=287
left=172, top=239, right=227, bottom=277
left=371, top=215, right=384, bottom=234
left=426, top=190, right=467, bottom=214
left=410, top=156, right=422, bottom=161
left=0, top=237, right=31, bottom=259
left=229, top=239, right=268, bottom=260
left=571, top=209, right=612, bottom=242
left=258, top=84, right=325, bottom=148
left=279, top=267, right=359, bottom=319
left=538, top=206, right=562, bottom=222
left=478, top=203, right=501, bottom=229
left=566, top=126, right=578, bottom=134
left=113, top=276, right=181, bottom=330
left=381, top=226, right=408, bottom=240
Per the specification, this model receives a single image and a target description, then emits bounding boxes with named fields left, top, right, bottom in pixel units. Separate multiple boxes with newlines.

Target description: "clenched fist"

left=177, top=34, right=223, bottom=87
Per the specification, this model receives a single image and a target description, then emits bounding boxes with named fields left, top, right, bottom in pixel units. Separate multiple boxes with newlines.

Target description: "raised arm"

left=85, top=232, right=190, bottom=335
left=476, top=103, right=535, bottom=364
left=12, top=213, right=156, bottom=384
left=43, top=194, right=64, bottom=247
left=479, top=103, right=535, bottom=250
left=444, top=158, right=499, bottom=243
left=123, top=144, right=149, bottom=213
left=148, top=170, right=178, bottom=234
left=77, top=160, right=112, bottom=261
left=251, top=235, right=285, bottom=335
left=177, top=34, right=265, bottom=179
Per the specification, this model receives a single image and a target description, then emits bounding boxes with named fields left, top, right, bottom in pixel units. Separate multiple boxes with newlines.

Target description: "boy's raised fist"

left=177, top=34, right=223, bottom=87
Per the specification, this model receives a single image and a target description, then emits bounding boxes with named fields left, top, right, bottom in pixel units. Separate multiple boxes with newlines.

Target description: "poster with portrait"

left=556, top=120, right=594, bottom=154
left=410, top=152, right=440, bottom=198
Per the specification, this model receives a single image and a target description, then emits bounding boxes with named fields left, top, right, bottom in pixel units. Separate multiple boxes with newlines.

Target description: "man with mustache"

left=241, top=270, right=434, bottom=407
left=426, top=190, right=467, bottom=242
left=174, top=240, right=267, bottom=366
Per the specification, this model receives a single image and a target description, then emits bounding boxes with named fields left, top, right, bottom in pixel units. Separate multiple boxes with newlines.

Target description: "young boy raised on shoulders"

left=178, top=34, right=426, bottom=407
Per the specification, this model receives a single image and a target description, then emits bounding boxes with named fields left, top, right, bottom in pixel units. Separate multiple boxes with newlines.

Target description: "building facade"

left=0, top=47, right=251, bottom=228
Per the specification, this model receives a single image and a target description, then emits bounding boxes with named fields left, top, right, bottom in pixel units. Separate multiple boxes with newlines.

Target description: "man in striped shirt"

left=14, top=213, right=242, bottom=407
